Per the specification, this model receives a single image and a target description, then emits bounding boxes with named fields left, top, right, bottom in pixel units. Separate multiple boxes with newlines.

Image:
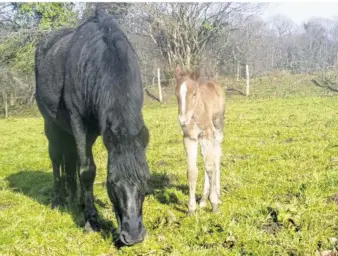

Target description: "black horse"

left=35, top=9, right=150, bottom=246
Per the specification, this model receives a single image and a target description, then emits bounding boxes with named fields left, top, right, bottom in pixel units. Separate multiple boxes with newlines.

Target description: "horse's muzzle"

left=119, top=227, right=146, bottom=246
left=118, top=217, right=146, bottom=246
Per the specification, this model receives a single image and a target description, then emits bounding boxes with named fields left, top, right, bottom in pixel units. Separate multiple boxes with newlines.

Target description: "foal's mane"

left=175, top=66, right=201, bottom=87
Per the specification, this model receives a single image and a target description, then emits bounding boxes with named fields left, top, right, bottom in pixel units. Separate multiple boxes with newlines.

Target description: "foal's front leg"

left=183, top=137, right=198, bottom=215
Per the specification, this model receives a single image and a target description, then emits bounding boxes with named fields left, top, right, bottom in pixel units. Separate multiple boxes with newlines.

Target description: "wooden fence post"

left=237, top=61, right=240, bottom=81
left=246, top=64, right=250, bottom=97
left=4, top=93, right=8, bottom=118
left=157, top=68, right=162, bottom=103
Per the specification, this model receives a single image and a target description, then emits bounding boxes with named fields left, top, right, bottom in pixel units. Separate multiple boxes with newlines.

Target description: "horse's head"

left=174, top=66, right=200, bottom=126
left=103, top=125, right=150, bottom=246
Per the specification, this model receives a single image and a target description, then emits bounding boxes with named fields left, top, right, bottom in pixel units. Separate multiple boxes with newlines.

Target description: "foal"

left=174, top=66, right=225, bottom=214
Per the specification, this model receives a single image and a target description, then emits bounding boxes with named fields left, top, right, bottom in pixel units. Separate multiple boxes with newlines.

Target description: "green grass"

left=1, top=81, right=338, bottom=255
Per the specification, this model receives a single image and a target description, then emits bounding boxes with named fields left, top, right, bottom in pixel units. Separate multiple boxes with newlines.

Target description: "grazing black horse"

left=35, top=9, right=150, bottom=246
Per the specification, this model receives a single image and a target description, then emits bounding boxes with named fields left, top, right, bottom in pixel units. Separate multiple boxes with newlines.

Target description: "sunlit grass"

left=1, top=93, right=338, bottom=255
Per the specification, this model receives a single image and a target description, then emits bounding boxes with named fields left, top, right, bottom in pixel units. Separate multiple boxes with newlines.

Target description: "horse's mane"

left=74, top=9, right=149, bottom=190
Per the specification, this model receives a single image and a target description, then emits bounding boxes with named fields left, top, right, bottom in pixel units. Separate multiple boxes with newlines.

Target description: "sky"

left=262, top=2, right=338, bottom=25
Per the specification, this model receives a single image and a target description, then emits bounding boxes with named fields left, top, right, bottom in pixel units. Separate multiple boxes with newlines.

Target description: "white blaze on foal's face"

left=178, top=82, right=188, bottom=125
left=176, top=80, right=198, bottom=126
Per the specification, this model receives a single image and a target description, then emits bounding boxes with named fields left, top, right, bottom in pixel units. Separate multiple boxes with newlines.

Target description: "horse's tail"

left=95, top=3, right=108, bottom=18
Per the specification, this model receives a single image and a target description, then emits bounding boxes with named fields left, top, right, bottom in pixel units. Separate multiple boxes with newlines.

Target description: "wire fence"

left=1, top=62, right=338, bottom=118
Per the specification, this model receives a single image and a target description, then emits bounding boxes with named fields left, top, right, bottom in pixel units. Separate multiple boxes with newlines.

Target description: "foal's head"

left=174, top=66, right=200, bottom=126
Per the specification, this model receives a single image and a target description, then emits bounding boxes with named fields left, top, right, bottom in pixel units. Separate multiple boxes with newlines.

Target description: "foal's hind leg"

left=200, top=131, right=222, bottom=208
left=214, top=129, right=223, bottom=204
left=199, top=168, right=209, bottom=208
left=200, top=136, right=219, bottom=212
left=44, top=121, right=66, bottom=208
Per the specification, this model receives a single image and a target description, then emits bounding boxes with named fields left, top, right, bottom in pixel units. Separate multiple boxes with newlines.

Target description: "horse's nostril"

left=119, top=232, right=143, bottom=245
left=120, top=232, right=131, bottom=244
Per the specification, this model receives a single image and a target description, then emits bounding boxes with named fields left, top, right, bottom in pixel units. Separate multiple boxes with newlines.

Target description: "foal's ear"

left=190, top=67, right=200, bottom=81
left=175, top=66, right=182, bottom=78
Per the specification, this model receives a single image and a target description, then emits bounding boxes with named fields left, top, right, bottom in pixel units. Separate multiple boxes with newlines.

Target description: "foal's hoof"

left=199, top=201, right=207, bottom=208
left=187, top=210, right=195, bottom=217
left=83, top=220, right=100, bottom=233
left=211, top=203, right=219, bottom=213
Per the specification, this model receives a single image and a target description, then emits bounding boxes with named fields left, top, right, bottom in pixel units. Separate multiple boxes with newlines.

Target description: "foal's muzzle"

left=178, top=115, right=188, bottom=126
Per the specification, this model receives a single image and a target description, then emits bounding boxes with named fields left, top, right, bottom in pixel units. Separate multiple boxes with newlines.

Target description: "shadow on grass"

left=311, top=79, right=338, bottom=93
left=6, top=170, right=190, bottom=237
left=148, top=171, right=188, bottom=210
left=6, top=170, right=115, bottom=240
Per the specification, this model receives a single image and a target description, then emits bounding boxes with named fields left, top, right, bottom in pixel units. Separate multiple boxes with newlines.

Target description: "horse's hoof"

left=211, top=203, right=219, bottom=213
left=83, top=220, right=100, bottom=233
left=51, top=198, right=64, bottom=209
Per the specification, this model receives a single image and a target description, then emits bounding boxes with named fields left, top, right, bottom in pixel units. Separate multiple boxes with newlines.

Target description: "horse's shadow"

left=6, top=170, right=115, bottom=240
left=6, top=169, right=189, bottom=238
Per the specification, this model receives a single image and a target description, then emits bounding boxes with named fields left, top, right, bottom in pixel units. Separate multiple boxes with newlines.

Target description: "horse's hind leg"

left=44, top=121, right=66, bottom=208
left=64, top=135, right=78, bottom=204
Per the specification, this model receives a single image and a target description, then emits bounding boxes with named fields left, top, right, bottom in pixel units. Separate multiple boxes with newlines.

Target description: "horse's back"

left=35, top=28, right=75, bottom=120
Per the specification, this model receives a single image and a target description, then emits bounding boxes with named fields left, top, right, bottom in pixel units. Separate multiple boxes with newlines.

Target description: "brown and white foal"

left=174, top=66, right=225, bottom=214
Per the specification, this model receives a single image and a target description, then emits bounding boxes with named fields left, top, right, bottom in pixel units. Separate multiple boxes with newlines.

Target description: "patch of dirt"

left=156, top=160, right=167, bottom=167
left=327, top=194, right=338, bottom=206
left=222, top=234, right=236, bottom=250
left=282, top=138, right=295, bottom=144
left=261, top=222, right=281, bottom=235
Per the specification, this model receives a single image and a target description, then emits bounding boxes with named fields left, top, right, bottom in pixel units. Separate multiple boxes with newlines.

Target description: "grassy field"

left=1, top=76, right=338, bottom=255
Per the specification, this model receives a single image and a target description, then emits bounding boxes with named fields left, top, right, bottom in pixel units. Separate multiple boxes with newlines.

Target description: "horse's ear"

left=175, top=66, right=181, bottom=78
left=190, top=67, right=200, bottom=81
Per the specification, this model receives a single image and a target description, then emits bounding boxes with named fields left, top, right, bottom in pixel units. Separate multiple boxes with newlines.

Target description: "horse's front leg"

left=183, top=136, right=198, bottom=215
left=71, top=117, right=99, bottom=231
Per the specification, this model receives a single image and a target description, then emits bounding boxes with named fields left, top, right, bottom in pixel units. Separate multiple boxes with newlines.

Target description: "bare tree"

left=131, top=3, right=262, bottom=72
